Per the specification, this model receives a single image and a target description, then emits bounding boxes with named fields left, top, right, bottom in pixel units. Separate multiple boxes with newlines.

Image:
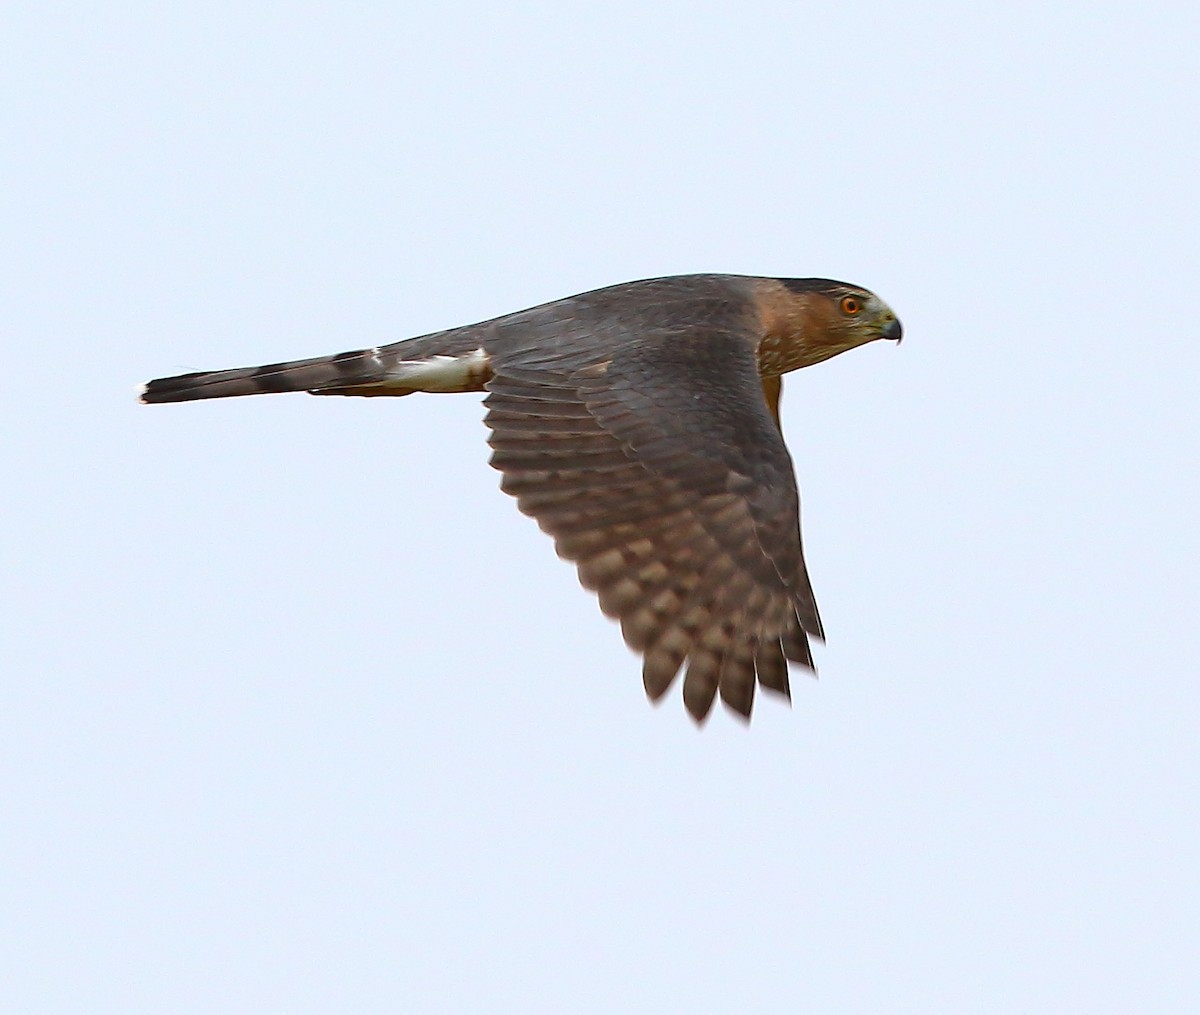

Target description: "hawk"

left=142, top=274, right=901, bottom=723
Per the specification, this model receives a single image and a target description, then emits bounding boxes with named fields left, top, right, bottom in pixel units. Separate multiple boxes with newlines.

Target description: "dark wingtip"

left=722, top=701, right=753, bottom=725
left=764, top=686, right=793, bottom=704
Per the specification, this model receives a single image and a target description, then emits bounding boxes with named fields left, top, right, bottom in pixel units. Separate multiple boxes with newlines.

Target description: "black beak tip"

left=882, top=318, right=903, bottom=343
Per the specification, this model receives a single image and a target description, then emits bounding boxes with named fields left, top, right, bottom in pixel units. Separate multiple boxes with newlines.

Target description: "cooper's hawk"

left=142, top=274, right=901, bottom=723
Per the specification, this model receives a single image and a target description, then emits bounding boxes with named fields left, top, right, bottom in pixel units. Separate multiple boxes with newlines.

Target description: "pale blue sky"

left=3, top=3, right=1197, bottom=1011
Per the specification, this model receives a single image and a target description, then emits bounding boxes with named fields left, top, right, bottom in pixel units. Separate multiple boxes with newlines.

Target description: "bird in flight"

left=142, top=274, right=901, bottom=723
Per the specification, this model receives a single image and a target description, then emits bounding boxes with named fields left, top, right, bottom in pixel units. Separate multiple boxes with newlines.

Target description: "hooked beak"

left=881, top=317, right=903, bottom=344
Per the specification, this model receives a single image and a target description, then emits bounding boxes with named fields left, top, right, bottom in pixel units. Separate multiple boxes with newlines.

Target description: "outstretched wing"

left=484, top=301, right=823, bottom=723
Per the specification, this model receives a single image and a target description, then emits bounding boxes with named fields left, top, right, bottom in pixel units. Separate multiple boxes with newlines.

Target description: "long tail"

left=140, top=335, right=492, bottom=404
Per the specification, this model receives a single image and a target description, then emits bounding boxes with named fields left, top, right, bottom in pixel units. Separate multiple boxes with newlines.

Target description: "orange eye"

left=840, top=296, right=861, bottom=315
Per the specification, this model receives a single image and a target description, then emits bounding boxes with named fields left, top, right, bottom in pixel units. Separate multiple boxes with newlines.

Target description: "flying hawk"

left=142, top=274, right=901, bottom=723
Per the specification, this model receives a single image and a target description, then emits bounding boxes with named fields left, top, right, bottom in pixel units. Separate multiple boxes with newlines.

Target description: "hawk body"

left=142, top=274, right=901, bottom=722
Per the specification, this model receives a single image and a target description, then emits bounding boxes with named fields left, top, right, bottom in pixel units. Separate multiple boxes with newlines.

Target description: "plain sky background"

left=3, top=2, right=1197, bottom=1011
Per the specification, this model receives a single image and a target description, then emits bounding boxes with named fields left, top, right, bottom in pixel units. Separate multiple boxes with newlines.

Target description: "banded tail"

left=140, top=337, right=493, bottom=404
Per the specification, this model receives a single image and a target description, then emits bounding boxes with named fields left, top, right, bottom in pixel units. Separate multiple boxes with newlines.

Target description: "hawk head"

left=777, top=278, right=902, bottom=368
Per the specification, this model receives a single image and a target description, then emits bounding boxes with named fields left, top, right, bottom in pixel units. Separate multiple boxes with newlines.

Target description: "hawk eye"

left=840, top=296, right=861, bottom=315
